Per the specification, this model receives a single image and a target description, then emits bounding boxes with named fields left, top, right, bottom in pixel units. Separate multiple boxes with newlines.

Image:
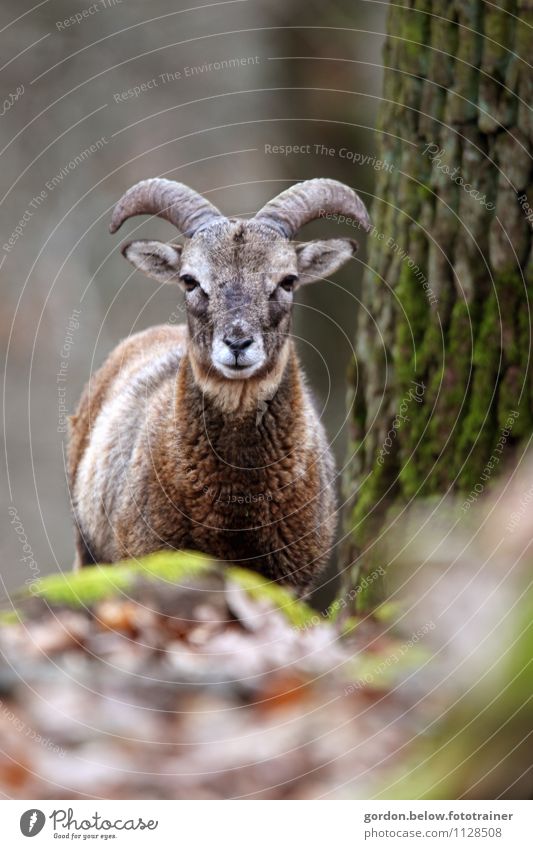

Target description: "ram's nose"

left=223, top=336, right=254, bottom=355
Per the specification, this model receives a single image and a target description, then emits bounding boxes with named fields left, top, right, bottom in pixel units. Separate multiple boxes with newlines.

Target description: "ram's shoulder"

left=87, top=324, right=187, bottom=394
left=68, top=324, right=187, bottom=484
left=112, top=323, right=188, bottom=361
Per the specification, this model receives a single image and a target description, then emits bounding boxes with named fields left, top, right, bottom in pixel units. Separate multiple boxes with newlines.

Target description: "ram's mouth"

left=215, top=361, right=263, bottom=380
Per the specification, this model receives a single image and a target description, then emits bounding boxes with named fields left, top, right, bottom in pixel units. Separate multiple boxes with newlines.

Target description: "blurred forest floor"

left=0, top=460, right=532, bottom=800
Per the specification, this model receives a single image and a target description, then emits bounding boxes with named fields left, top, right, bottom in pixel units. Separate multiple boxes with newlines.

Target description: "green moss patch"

left=26, top=550, right=215, bottom=608
left=227, top=567, right=316, bottom=628
left=6, top=552, right=316, bottom=630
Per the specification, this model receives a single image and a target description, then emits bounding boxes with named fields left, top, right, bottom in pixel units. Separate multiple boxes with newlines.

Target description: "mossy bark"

left=343, top=0, right=533, bottom=605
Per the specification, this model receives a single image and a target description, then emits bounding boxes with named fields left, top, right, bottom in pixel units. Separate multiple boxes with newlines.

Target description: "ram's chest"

left=175, top=425, right=318, bottom=557
left=185, top=470, right=318, bottom=574
left=182, top=449, right=306, bottom=526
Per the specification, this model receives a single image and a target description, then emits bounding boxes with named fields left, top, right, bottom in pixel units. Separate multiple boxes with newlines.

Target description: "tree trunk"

left=342, top=0, right=533, bottom=605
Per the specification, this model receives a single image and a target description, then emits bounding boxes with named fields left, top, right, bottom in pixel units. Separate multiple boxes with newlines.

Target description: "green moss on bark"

left=342, top=0, right=532, bottom=610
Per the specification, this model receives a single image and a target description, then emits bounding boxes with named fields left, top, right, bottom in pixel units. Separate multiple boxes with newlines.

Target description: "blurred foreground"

left=1, top=457, right=532, bottom=799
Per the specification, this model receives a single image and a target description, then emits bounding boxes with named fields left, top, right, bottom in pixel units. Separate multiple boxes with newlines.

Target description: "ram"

left=68, top=178, right=370, bottom=591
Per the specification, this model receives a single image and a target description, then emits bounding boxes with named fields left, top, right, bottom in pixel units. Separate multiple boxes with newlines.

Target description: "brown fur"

left=68, top=326, right=335, bottom=590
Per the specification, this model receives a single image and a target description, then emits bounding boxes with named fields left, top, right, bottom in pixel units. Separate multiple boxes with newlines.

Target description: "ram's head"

left=110, top=178, right=370, bottom=383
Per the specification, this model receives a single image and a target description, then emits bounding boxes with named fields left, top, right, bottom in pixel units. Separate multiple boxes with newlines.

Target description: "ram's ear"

left=121, top=240, right=183, bottom=284
left=295, top=238, right=358, bottom=284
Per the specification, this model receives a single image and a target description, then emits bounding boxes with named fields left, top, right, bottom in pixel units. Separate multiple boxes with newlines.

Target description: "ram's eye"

left=180, top=274, right=200, bottom=293
left=279, top=275, right=297, bottom=293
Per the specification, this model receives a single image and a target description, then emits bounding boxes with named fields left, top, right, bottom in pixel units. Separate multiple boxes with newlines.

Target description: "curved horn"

left=109, top=178, right=224, bottom=236
left=254, top=178, right=371, bottom=238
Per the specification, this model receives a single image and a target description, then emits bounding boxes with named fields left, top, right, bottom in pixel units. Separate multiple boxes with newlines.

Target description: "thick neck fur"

left=175, top=341, right=307, bottom=470
left=188, top=340, right=291, bottom=416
